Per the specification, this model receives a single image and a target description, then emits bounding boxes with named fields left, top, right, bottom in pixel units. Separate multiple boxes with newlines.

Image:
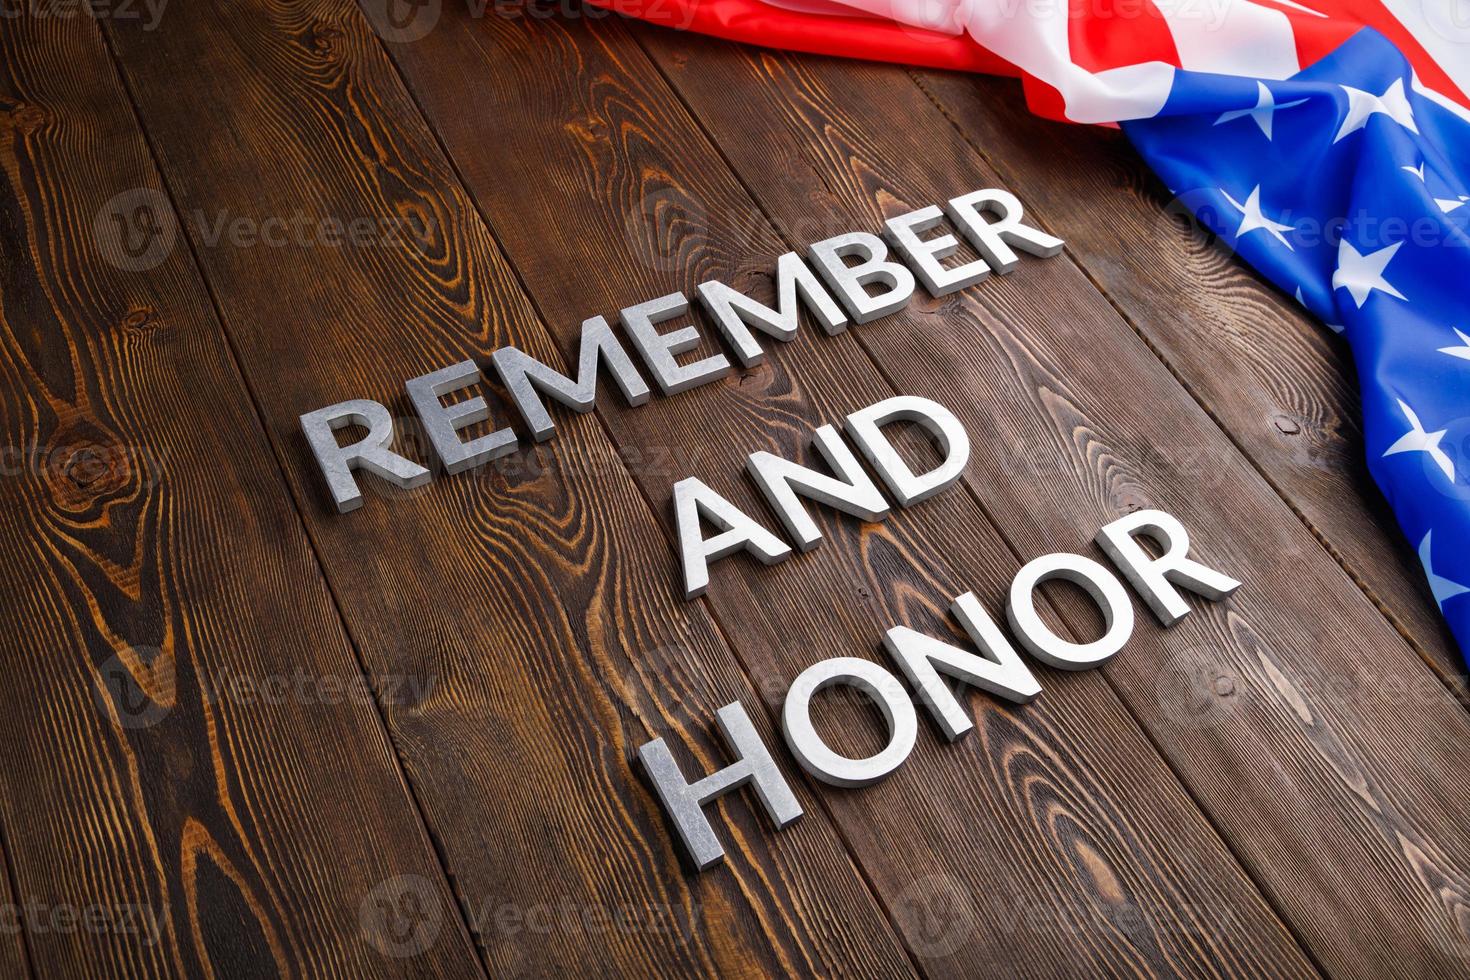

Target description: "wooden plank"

left=0, top=842, right=31, bottom=978
left=0, top=12, right=484, bottom=979
left=95, top=2, right=918, bottom=976
left=377, top=8, right=1319, bottom=976
left=627, top=29, right=1470, bottom=977
left=912, top=68, right=1468, bottom=697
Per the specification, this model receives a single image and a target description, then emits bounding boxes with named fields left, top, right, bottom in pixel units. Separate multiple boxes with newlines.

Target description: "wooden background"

left=2, top=0, right=1469, bottom=975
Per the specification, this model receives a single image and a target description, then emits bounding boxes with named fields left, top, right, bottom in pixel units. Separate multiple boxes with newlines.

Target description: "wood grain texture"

left=625, top=28, right=1470, bottom=978
left=0, top=11, right=485, bottom=979
left=4, top=0, right=1465, bottom=974
left=912, top=68, right=1469, bottom=699
left=378, top=7, right=1318, bottom=977
left=97, top=0, right=917, bottom=976
left=0, top=830, right=30, bottom=978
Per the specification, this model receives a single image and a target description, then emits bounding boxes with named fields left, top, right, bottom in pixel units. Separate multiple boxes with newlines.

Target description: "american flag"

left=594, top=0, right=1470, bottom=661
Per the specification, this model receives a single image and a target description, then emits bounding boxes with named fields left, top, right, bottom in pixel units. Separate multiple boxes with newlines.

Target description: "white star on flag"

left=1333, top=239, right=1406, bottom=307
left=1419, top=531, right=1470, bottom=609
left=1384, top=398, right=1454, bottom=481
left=1436, top=197, right=1468, bottom=214
left=1334, top=79, right=1419, bottom=142
left=1222, top=186, right=1296, bottom=249
left=1215, top=81, right=1307, bottom=140
left=1440, top=328, right=1470, bottom=361
left=1402, top=162, right=1426, bottom=180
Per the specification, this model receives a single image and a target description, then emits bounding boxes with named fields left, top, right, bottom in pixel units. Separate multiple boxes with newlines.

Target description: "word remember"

left=646, top=397, right=1240, bottom=870
left=298, top=188, right=1062, bottom=512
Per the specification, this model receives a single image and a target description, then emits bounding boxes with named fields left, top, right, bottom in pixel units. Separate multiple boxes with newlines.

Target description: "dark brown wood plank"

left=96, top=1, right=918, bottom=976
left=626, top=29, right=1470, bottom=977
left=0, top=11, right=484, bottom=979
left=0, top=838, right=31, bottom=977
left=377, top=7, right=1319, bottom=977
left=913, top=68, right=1468, bottom=698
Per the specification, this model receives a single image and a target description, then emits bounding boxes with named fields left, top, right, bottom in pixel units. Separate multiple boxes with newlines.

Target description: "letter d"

left=843, top=396, right=970, bottom=507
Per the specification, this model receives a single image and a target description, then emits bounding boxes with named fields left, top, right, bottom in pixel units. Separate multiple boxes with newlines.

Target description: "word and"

left=672, top=394, right=969, bottom=599
left=298, top=188, right=1062, bottom=512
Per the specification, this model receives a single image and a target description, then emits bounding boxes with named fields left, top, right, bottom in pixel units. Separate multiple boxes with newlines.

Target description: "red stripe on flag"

left=1068, top=0, right=1180, bottom=73
left=586, top=0, right=1020, bottom=75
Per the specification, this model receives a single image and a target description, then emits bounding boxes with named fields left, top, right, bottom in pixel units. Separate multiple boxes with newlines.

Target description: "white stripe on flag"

left=1381, top=0, right=1470, bottom=100
left=825, top=0, right=1177, bottom=120
left=1157, top=0, right=1301, bottom=77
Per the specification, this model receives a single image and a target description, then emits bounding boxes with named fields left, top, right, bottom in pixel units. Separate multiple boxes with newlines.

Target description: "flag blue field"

left=1127, top=27, right=1470, bottom=656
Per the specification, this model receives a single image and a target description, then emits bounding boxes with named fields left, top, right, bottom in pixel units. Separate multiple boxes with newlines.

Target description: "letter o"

left=1007, top=553, right=1135, bottom=670
left=782, top=658, right=917, bottom=787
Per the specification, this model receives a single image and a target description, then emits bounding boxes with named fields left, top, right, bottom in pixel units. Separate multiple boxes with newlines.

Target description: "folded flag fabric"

left=593, top=0, right=1470, bottom=662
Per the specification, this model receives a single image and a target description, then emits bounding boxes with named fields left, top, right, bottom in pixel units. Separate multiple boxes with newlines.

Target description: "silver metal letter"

left=620, top=292, right=732, bottom=395
left=1007, top=553, right=1135, bottom=670
left=782, top=657, right=917, bottom=787
left=883, top=205, right=991, bottom=297
left=695, top=253, right=848, bottom=366
left=637, top=701, right=803, bottom=872
left=1096, top=509, right=1242, bottom=626
left=404, top=360, right=516, bottom=475
left=807, top=231, right=916, bottom=324
left=945, top=189, right=1064, bottom=274
left=299, top=399, right=431, bottom=514
left=883, top=591, right=1040, bottom=741
left=843, top=395, right=970, bottom=507
left=674, top=477, right=792, bottom=599
left=745, top=424, right=889, bottom=552
left=490, top=316, right=651, bottom=442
